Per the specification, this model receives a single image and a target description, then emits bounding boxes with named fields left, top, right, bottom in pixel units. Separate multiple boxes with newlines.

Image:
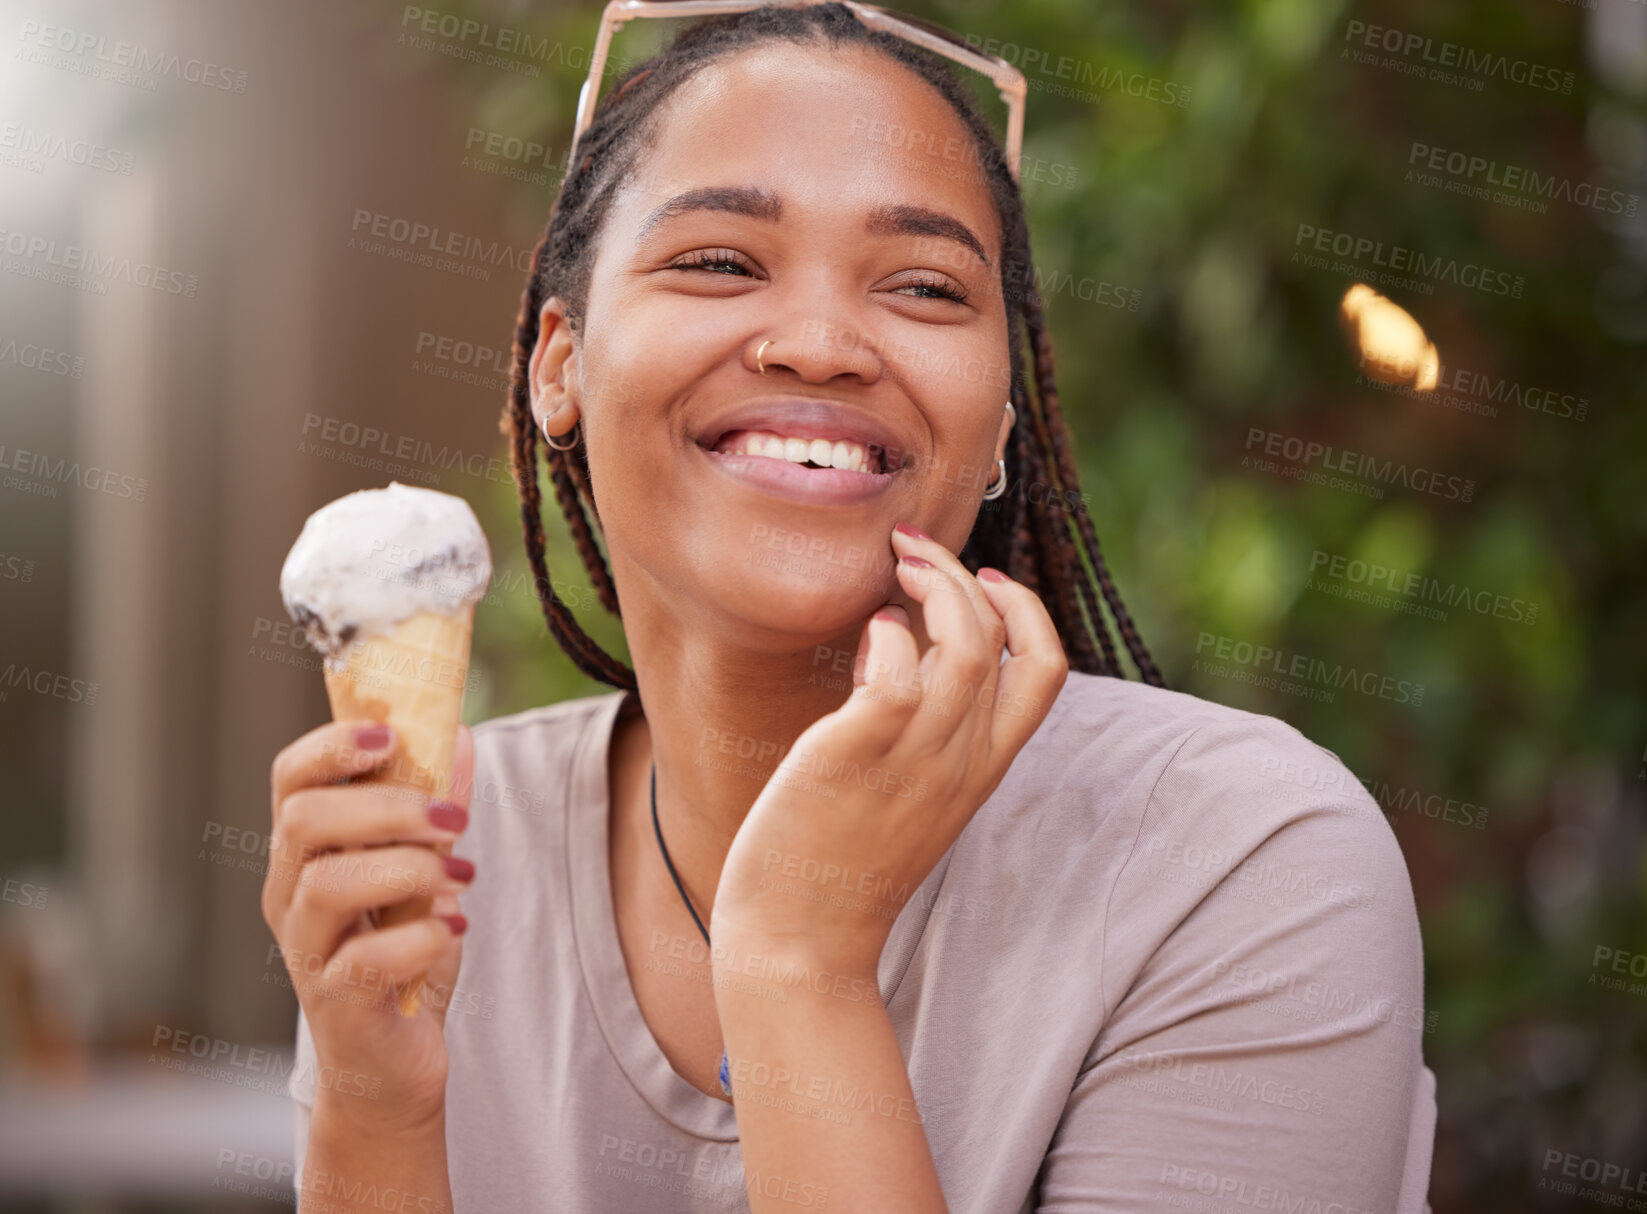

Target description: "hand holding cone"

left=280, top=483, right=492, bottom=1016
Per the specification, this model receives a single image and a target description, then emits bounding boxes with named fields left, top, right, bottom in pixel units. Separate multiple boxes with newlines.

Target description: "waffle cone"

left=323, top=607, right=475, bottom=1016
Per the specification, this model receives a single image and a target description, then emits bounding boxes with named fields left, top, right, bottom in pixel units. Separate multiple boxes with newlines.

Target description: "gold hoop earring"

left=543, top=418, right=580, bottom=451
left=757, top=339, right=773, bottom=375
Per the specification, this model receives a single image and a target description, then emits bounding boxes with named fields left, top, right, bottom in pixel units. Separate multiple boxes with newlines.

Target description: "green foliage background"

left=427, top=2, right=1647, bottom=1208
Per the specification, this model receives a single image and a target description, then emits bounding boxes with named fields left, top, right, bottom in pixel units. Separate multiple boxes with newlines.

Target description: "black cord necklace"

left=650, top=763, right=733, bottom=1098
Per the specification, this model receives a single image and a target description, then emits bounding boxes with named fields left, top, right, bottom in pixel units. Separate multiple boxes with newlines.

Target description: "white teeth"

left=725, top=430, right=876, bottom=473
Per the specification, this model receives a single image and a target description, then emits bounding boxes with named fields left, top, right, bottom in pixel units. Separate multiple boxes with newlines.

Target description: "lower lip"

left=697, top=444, right=899, bottom=505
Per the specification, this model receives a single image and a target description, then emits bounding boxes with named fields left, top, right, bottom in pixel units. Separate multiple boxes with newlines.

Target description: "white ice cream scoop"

left=279, top=481, right=493, bottom=664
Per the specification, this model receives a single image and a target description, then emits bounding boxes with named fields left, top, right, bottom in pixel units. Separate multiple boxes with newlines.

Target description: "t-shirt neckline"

left=568, top=689, right=742, bottom=1140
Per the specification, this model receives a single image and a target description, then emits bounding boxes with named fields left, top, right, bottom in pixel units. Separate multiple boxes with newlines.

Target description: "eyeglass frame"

left=573, top=0, right=1028, bottom=182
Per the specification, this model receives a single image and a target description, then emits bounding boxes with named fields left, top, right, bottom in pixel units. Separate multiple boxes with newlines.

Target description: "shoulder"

left=1060, top=672, right=1402, bottom=884
left=999, top=669, right=1372, bottom=827
left=458, top=690, right=625, bottom=834
left=471, top=689, right=623, bottom=747
left=470, top=691, right=624, bottom=780
left=977, top=671, right=1420, bottom=994
left=1014, top=680, right=1434, bottom=1214
left=1022, top=669, right=1381, bottom=832
left=1048, top=677, right=1420, bottom=1010
left=1033, top=667, right=1351, bottom=767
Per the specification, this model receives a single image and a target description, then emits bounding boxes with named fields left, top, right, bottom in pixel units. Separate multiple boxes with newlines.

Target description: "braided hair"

left=501, top=2, right=1162, bottom=690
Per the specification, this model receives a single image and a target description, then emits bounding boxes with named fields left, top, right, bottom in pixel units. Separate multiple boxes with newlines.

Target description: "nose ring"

left=757, top=339, right=773, bottom=375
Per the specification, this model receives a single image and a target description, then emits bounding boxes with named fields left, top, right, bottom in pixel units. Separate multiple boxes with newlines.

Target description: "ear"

left=528, top=295, right=582, bottom=441
left=993, top=401, right=1016, bottom=465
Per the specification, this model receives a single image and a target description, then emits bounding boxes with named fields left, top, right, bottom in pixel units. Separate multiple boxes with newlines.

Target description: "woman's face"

left=532, top=41, right=1013, bottom=646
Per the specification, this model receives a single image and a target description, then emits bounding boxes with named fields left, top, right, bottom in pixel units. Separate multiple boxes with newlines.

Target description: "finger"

left=265, top=722, right=406, bottom=929
left=890, top=524, right=1003, bottom=641
left=788, top=606, right=923, bottom=786
left=301, top=914, right=466, bottom=1018
left=893, top=562, right=999, bottom=752
left=420, top=891, right=467, bottom=1011
left=895, top=556, right=994, bottom=734
left=429, top=891, right=462, bottom=917
left=275, top=784, right=467, bottom=865
left=282, top=844, right=472, bottom=967
left=889, top=534, right=1003, bottom=738
left=974, top=568, right=1070, bottom=756
left=271, top=720, right=399, bottom=809
left=840, top=606, right=924, bottom=743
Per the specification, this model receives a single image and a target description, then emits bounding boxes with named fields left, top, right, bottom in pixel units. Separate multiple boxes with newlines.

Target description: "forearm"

left=713, top=932, right=947, bottom=1213
left=301, top=1096, right=455, bottom=1214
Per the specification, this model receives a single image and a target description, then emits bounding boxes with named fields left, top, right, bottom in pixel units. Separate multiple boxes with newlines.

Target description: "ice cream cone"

left=322, top=605, right=476, bottom=1016
left=280, top=482, right=492, bottom=1018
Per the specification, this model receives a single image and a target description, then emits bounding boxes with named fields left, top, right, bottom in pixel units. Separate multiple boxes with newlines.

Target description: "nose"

left=745, top=293, right=887, bottom=386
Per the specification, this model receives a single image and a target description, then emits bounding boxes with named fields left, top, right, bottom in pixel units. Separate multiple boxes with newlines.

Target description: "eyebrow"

left=636, top=186, right=991, bottom=269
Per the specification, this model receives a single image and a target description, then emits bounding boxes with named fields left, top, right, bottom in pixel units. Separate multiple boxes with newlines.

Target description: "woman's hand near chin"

left=710, top=522, right=1069, bottom=974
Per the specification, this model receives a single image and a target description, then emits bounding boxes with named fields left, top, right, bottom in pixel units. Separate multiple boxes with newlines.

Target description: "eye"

left=894, top=272, right=969, bottom=304
left=668, top=248, right=755, bottom=277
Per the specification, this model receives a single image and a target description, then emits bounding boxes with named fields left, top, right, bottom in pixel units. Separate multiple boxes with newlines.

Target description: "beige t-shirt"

left=290, top=671, right=1436, bottom=1213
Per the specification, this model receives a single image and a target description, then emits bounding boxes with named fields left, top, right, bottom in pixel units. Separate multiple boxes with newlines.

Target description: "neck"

left=616, top=598, right=910, bottom=922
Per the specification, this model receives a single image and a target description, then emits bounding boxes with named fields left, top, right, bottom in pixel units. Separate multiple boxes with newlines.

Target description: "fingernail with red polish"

left=355, top=723, right=392, bottom=750
left=894, top=522, right=932, bottom=541
left=441, top=914, right=468, bottom=936
left=901, top=555, right=935, bottom=568
left=428, top=801, right=468, bottom=832
left=978, top=567, right=1010, bottom=583
left=442, top=855, right=475, bottom=883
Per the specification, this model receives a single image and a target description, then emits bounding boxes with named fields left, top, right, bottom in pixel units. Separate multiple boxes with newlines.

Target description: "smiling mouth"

left=709, top=429, right=893, bottom=475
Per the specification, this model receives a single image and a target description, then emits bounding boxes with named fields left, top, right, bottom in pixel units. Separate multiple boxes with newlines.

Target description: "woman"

left=268, top=5, right=1436, bottom=1211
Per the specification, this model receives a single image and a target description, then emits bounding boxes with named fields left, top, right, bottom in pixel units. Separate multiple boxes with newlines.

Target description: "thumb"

left=852, top=604, right=913, bottom=690
left=851, top=614, right=878, bottom=690
left=420, top=891, right=466, bottom=1028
